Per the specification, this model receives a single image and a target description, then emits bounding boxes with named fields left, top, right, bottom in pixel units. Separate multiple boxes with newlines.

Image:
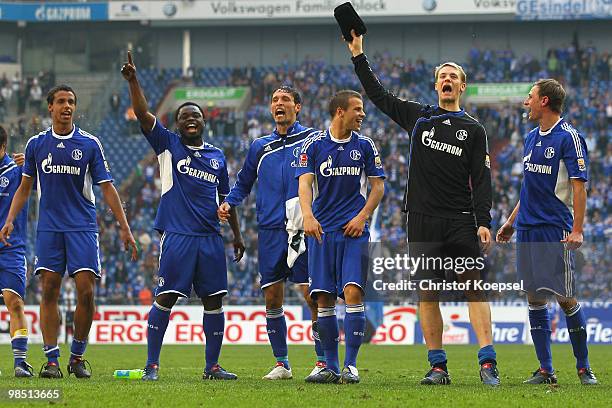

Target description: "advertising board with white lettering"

left=108, top=0, right=516, bottom=21
left=0, top=2, right=108, bottom=21
left=2, top=304, right=609, bottom=345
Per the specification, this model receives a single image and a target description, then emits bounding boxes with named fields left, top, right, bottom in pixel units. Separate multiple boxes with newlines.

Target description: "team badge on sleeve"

left=375, top=156, right=383, bottom=169
left=299, top=153, right=308, bottom=167
left=577, top=158, right=586, bottom=171
left=485, top=154, right=490, bottom=169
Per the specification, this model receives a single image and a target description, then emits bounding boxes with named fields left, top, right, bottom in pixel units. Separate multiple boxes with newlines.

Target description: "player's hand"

left=477, top=226, right=492, bottom=253
left=346, top=29, right=364, bottom=57
left=121, top=51, right=137, bottom=81
left=343, top=214, right=366, bottom=238
left=217, top=202, right=231, bottom=223
left=0, top=222, right=14, bottom=246
left=561, top=231, right=583, bottom=250
left=304, top=214, right=324, bottom=243
left=12, top=153, right=25, bottom=166
left=120, top=227, right=139, bottom=261
left=495, top=222, right=515, bottom=243
left=232, top=236, right=245, bottom=262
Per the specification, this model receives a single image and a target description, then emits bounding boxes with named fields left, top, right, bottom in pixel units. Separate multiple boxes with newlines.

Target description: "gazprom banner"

left=108, top=0, right=516, bottom=21
left=516, top=0, right=612, bottom=20
left=0, top=1, right=108, bottom=22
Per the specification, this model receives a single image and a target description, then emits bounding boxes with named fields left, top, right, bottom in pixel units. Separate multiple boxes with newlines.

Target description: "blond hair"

left=434, top=62, right=467, bottom=83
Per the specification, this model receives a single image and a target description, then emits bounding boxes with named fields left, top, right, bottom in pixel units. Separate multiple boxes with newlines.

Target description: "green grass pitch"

left=0, top=344, right=609, bottom=407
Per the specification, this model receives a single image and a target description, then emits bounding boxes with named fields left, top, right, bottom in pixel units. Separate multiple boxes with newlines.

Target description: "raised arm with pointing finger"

left=121, top=51, right=156, bottom=133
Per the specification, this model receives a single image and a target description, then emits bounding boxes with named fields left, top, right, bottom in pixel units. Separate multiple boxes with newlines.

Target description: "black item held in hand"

left=334, top=2, right=367, bottom=42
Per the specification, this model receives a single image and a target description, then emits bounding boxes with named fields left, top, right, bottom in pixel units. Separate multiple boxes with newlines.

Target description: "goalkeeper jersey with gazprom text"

left=352, top=53, right=492, bottom=228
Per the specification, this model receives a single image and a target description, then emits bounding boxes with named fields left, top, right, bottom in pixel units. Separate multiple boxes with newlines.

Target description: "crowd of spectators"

left=8, top=45, right=611, bottom=305
left=0, top=70, right=55, bottom=122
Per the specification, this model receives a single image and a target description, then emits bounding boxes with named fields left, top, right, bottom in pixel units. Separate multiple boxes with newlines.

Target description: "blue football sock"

left=146, top=302, right=171, bottom=366
left=565, top=303, right=590, bottom=370
left=317, top=307, right=340, bottom=374
left=43, top=345, right=60, bottom=365
left=529, top=305, right=553, bottom=372
left=312, top=321, right=325, bottom=362
left=266, top=307, right=289, bottom=369
left=478, top=344, right=497, bottom=365
left=70, top=338, right=87, bottom=362
left=11, top=329, right=28, bottom=367
left=203, top=308, right=225, bottom=371
left=344, top=304, right=365, bottom=368
left=428, top=349, right=447, bottom=372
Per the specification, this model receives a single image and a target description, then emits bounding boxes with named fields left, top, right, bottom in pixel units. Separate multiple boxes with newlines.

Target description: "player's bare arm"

left=121, top=51, right=155, bottom=132
left=561, top=179, right=586, bottom=250
left=100, top=181, right=138, bottom=261
left=0, top=175, right=33, bottom=246
left=298, top=173, right=323, bottom=243
left=496, top=201, right=520, bottom=243
left=343, top=176, right=384, bottom=238
left=224, top=195, right=245, bottom=262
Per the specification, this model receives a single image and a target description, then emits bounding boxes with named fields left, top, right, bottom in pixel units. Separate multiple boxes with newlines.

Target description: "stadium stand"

left=2, top=45, right=610, bottom=304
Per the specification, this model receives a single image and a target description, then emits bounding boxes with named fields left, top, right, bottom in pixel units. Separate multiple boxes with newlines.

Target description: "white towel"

left=285, top=196, right=306, bottom=268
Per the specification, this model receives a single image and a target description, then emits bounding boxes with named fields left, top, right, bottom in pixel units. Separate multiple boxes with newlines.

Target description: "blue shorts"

left=35, top=231, right=101, bottom=278
left=517, top=226, right=575, bottom=298
left=156, top=232, right=227, bottom=298
left=307, top=230, right=369, bottom=300
left=0, top=246, right=27, bottom=299
left=258, top=228, right=308, bottom=289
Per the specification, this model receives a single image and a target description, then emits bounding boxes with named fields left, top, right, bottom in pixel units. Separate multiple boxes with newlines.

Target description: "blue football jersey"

left=225, top=121, right=319, bottom=228
left=0, top=154, right=28, bottom=249
left=144, top=119, right=229, bottom=235
left=295, top=129, right=385, bottom=231
left=515, top=118, right=588, bottom=231
left=23, top=126, right=113, bottom=232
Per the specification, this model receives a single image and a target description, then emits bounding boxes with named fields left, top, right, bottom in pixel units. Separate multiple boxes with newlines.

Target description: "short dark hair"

left=328, top=90, right=362, bottom=118
left=47, top=84, right=77, bottom=105
left=271, top=86, right=302, bottom=105
left=0, top=125, right=7, bottom=149
left=175, top=102, right=205, bottom=122
left=534, top=78, right=566, bottom=113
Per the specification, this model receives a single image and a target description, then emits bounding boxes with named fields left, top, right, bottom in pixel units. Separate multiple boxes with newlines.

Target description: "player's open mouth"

left=442, top=84, right=452, bottom=93
left=275, top=108, right=285, bottom=117
left=61, top=111, right=72, bottom=118
left=185, top=123, right=198, bottom=132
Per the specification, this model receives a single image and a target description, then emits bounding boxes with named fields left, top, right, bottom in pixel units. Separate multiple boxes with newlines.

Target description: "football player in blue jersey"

left=497, top=78, right=597, bottom=385
left=218, top=86, right=323, bottom=380
left=297, top=90, right=385, bottom=384
left=122, top=51, right=245, bottom=381
left=0, top=85, right=138, bottom=379
left=0, top=126, right=32, bottom=377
